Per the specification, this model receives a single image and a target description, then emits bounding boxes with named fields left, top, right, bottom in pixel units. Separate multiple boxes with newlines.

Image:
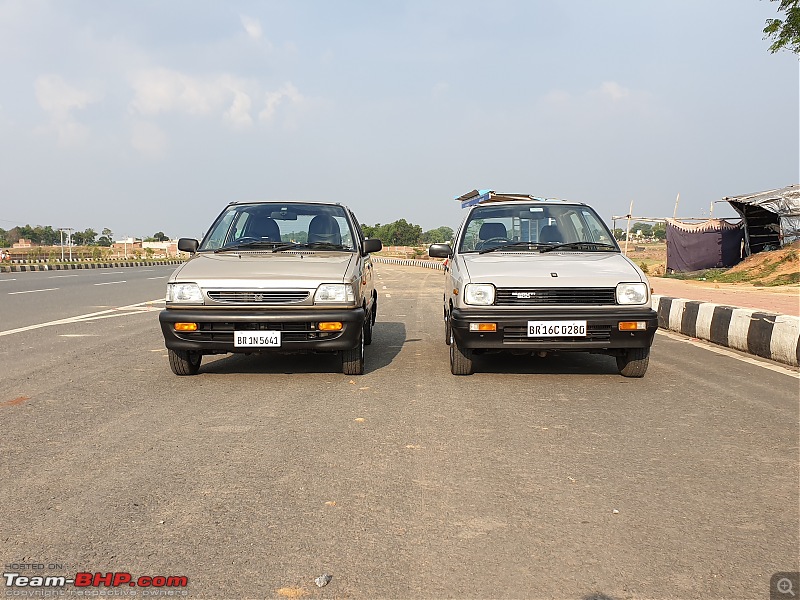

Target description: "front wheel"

left=168, top=348, right=202, bottom=376
left=364, top=311, right=373, bottom=346
left=450, top=335, right=474, bottom=375
left=341, top=331, right=365, bottom=375
left=616, top=347, right=650, bottom=378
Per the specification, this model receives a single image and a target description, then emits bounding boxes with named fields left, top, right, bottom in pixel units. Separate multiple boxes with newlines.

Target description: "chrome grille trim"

left=495, top=287, right=616, bottom=306
left=206, top=290, right=310, bottom=304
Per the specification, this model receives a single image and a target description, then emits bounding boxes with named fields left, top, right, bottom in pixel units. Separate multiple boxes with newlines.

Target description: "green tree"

left=153, top=231, right=169, bottom=242
left=631, top=222, right=653, bottom=237
left=764, top=0, right=800, bottom=53
left=652, top=222, right=667, bottom=241
left=421, top=226, right=455, bottom=244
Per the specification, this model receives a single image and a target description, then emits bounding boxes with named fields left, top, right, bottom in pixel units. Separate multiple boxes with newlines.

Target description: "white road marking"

left=49, top=274, right=79, bottom=278
left=59, top=334, right=99, bottom=337
left=147, top=276, right=169, bottom=280
left=137, top=269, right=155, bottom=272
left=8, top=288, right=59, bottom=295
left=0, top=298, right=164, bottom=337
left=100, top=271, right=125, bottom=275
left=656, top=329, right=799, bottom=378
left=0, top=278, right=17, bottom=282
left=94, top=281, right=126, bottom=286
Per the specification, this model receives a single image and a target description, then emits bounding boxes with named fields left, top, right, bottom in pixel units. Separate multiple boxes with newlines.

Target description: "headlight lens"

left=166, top=283, right=203, bottom=304
left=464, top=283, right=495, bottom=306
left=314, top=283, right=355, bottom=304
left=616, top=282, right=648, bottom=305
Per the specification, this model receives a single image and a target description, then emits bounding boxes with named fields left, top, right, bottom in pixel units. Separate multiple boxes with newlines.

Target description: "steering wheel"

left=478, top=236, right=511, bottom=248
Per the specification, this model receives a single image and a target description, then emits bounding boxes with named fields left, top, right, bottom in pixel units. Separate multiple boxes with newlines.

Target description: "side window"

left=349, top=211, right=366, bottom=247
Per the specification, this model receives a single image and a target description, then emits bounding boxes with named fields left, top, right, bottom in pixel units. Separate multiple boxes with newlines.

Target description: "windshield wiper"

left=271, top=242, right=351, bottom=252
left=214, top=241, right=285, bottom=253
left=539, top=242, right=617, bottom=253
left=478, top=241, right=550, bottom=254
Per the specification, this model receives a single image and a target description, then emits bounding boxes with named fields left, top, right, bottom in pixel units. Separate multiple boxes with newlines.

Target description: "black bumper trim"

left=159, top=307, right=366, bottom=352
left=450, top=307, right=658, bottom=350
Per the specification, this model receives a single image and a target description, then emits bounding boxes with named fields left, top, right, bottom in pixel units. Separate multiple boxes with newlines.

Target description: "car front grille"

left=495, top=287, right=616, bottom=306
left=207, top=290, right=310, bottom=304
left=175, top=321, right=336, bottom=343
left=502, top=324, right=612, bottom=342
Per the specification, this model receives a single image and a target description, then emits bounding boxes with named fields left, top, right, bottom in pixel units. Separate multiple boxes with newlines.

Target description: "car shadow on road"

left=197, top=321, right=407, bottom=375
left=475, top=351, right=622, bottom=376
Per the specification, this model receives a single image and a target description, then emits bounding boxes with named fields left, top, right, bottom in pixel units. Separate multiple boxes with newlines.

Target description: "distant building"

left=111, top=237, right=142, bottom=258
left=142, top=240, right=179, bottom=257
left=12, top=238, right=34, bottom=249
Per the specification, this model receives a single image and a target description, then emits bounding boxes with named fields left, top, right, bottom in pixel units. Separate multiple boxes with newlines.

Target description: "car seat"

left=539, top=224, right=563, bottom=244
left=246, top=216, right=281, bottom=241
left=479, top=222, right=508, bottom=242
left=308, top=215, right=342, bottom=245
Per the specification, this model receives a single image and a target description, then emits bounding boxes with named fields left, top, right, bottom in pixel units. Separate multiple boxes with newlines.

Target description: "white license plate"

left=234, top=330, right=281, bottom=347
left=527, top=320, right=587, bottom=337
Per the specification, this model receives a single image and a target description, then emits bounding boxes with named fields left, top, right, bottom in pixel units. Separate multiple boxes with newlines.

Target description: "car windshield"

left=198, top=203, right=356, bottom=252
left=458, top=203, right=618, bottom=253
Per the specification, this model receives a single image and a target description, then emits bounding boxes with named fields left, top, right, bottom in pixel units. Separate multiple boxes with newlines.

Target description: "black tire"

left=616, top=347, right=650, bottom=378
left=342, top=331, right=365, bottom=375
left=444, top=311, right=452, bottom=346
left=364, top=312, right=373, bottom=346
left=450, top=336, right=474, bottom=375
left=168, top=348, right=202, bottom=376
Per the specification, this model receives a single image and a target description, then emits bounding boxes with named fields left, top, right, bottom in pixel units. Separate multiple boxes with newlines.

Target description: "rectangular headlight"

left=464, top=283, right=495, bottom=306
left=616, top=283, right=648, bottom=305
left=314, top=283, right=355, bottom=304
left=166, top=283, right=203, bottom=304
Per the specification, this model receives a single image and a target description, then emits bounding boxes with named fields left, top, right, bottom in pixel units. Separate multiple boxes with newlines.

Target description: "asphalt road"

left=1, top=263, right=798, bottom=600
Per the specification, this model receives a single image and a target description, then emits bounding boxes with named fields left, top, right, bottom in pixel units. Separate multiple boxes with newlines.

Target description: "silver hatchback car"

left=429, top=190, right=658, bottom=376
left=159, top=201, right=381, bottom=376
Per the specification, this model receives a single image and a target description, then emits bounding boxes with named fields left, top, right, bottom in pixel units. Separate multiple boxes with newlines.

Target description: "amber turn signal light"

left=618, top=321, right=647, bottom=331
left=318, top=322, right=343, bottom=331
left=174, top=322, right=198, bottom=331
left=469, top=323, right=497, bottom=332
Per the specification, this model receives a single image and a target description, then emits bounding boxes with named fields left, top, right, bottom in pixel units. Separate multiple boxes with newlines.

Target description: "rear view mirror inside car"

left=270, top=210, right=297, bottom=220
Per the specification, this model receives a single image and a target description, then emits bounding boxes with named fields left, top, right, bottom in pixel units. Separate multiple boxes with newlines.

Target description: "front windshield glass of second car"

left=458, top=204, right=618, bottom=252
left=198, top=203, right=356, bottom=251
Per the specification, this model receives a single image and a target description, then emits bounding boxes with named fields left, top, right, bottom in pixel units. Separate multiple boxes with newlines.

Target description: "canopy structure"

left=665, top=218, right=743, bottom=273
left=454, top=189, right=565, bottom=209
left=724, top=184, right=800, bottom=255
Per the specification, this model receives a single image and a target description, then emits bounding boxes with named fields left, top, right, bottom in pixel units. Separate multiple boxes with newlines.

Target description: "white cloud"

left=596, top=81, right=631, bottom=102
left=34, top=74, right=101, bottom=146
left=130, top=120, right=168, bottom=159
left=259, top=83, right=303, bottom=122
left=129, top=68, right=225, bottom=116
left=224, top=90, right=253, bottom=128
left=240, top=15, right=263, bottom=41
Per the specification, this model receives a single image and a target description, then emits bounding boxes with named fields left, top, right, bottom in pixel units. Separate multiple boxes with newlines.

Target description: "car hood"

left=170, top=251, right=355, bottom=288
left=461, top=252, right=646, bottom=287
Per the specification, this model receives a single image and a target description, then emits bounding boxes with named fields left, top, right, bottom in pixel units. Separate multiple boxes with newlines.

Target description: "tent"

left=724, top=184, right=800, bottom=255
left=665, top=218, right=743, bottom=273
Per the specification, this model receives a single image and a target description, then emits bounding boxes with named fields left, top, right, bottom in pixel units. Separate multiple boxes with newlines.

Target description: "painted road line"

left=0, top=279, right=17, bottom=282
left=0, top=298, right=164, bottom=338
left=49, top=274, right=79, bottom=278
left=8, top=288, right=59, bottom=295
left=147, top=276, right=169, bottom=280
left=94, top=281, right=127, bottom=286
left=656, top=329, right=799, bottom=378
left=100, top=271, right=125, bottom=275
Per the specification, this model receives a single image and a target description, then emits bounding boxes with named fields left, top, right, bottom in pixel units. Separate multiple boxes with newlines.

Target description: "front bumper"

left=450, top=307, right=658, bottom=350
left=159, top=307, right=366, bottom=353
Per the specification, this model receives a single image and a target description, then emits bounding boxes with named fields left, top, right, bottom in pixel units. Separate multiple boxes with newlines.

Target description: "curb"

left=0, top=260, right=183, bottom=273
left=653, top=295, right=799, bottom=367
left=372, top=257, right=799, bottom=368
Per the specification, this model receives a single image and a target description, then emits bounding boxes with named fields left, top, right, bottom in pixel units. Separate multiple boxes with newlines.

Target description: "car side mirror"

left=362, top=238, right=382, bottom=255
left=178, top=238, right=199, bottom=254
left=428, top=243, right=452, bottom=258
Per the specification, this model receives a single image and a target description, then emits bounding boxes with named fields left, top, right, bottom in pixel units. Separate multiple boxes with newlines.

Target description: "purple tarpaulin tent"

left=665, top=219, right=743, bottom=273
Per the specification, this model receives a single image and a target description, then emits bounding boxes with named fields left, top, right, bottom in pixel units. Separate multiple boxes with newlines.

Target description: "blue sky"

left=0, top=0, right=797, bottom=240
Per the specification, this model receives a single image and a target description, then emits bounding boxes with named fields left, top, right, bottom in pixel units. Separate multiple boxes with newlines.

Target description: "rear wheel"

left=450, top=334, right=474, bottom=375
left=616, top=347, right=650, bottom=378
left=168, top=349, right=202, bottom=376
left=364, top=310, right=373, bottom=346
left=342, top=331, right=365, bottom=375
